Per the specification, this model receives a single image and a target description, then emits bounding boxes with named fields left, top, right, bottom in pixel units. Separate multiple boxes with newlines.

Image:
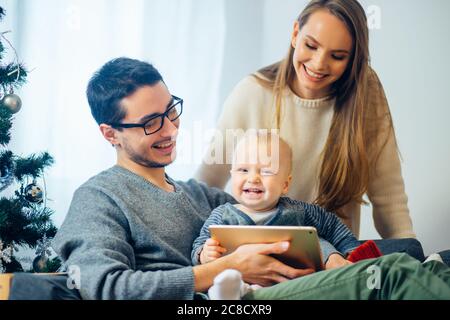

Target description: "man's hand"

left=227, top=241, right=315, bottom=287
left=325, top=253, right=354, bottom=270
left=200, top=238, right=227, bottom=264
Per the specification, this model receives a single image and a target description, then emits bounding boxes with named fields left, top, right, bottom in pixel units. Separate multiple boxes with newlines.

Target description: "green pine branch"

left=0, top=150, right=55, bottom=181
left=0, top=150, right=13, bottom=172
left=0, top=105, right=13, bottom=145
left=0, top=197, right=26, bottom=246
left=14, top=152, right=54, bottom=181
left=0, top=41, right=4, bottom=61
left=3, top=256, right=23, bottom=273
left=0, top=197, right=57, bottom=248
left=0, top=63, right=27, bottom=89
left=0, top=201, right=5, bottom=226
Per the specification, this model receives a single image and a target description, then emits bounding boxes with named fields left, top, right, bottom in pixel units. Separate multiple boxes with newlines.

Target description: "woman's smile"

left=302, top=64, right=329, bottom=82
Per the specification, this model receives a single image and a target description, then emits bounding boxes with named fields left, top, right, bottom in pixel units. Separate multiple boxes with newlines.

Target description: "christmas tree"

left=0, top=7, right=60, bottom=273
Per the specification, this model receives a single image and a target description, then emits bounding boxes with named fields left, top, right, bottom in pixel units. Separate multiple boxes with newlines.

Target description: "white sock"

left=208, top=269, right=245, bottom=300
left=240, top=283, right=263, bottom=296
left=423, top=253, right=444, bottom=264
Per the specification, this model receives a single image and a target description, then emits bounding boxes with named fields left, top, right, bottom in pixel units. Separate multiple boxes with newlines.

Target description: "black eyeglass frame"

left=109, top=95, right=183, bottom=135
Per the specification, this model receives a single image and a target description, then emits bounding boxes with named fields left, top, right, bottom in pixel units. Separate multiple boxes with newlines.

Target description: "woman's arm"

left=365, top=69, right=415, bottom=239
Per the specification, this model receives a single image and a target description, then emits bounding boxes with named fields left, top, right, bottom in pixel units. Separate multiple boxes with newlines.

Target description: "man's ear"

left=291, top=21, right=300, bottom=49
left=283, top=175, right=292, bottom=194
left=99, top=124, right=120, bottom=147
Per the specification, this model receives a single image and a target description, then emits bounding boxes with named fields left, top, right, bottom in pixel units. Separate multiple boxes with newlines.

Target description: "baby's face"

left=231, top=138, right=291, bottom=213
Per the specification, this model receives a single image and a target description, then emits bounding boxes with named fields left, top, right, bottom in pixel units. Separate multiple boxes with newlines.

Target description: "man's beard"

left=123, top=143, right=170, bottom=168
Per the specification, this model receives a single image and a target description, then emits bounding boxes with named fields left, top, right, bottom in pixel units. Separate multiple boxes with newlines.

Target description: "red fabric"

left=347, top=240, right=382, bottom=263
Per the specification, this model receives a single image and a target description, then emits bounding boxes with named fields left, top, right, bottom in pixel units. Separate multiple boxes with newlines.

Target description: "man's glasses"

left=109, top=95, right=183, bottom=135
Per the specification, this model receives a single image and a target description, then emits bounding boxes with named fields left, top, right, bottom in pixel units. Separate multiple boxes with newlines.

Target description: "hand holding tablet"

left=209, top=225, right=324, bottom=271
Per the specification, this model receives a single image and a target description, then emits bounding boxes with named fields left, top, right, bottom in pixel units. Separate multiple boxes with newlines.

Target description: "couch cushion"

left=8, top=273, right=81, bottom=300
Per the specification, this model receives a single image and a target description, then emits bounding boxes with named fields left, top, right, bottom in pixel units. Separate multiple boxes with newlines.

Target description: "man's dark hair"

left=86, top=57, right=164, bottom=125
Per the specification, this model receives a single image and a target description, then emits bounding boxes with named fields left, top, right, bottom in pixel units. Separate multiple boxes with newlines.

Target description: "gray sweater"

left=52, top=166, right=234, bottom=300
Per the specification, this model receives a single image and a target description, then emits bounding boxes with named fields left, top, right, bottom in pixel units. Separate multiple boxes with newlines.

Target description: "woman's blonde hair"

left=254, top=0, right=395, bottom=217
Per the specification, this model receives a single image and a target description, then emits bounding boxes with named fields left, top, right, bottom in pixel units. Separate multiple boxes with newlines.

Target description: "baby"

left=192, top=131, right=374, bottom=299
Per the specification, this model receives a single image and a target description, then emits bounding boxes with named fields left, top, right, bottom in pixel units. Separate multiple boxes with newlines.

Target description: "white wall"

left=241, top=0, right=450, bottom=254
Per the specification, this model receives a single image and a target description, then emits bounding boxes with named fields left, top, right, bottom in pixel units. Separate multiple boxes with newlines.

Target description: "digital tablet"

left=209, top=225, right=324, bottom=271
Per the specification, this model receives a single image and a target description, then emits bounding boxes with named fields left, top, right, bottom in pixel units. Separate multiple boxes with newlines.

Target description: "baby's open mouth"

left=243, top=188, right=264, bottom=194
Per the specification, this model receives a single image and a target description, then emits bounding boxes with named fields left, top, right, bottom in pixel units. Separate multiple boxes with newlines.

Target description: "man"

left=53, top=58, right=450, bottom=300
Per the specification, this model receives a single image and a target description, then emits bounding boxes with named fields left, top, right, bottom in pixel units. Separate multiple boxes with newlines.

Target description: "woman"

left=196, top=0, right=415, bottom=239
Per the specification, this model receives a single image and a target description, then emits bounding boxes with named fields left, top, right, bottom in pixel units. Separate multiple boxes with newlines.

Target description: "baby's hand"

left=200, top=238, right=227, bottom=264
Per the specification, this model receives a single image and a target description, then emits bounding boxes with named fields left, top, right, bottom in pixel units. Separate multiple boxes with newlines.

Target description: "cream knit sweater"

left=196, top=72, right=415, bottom=239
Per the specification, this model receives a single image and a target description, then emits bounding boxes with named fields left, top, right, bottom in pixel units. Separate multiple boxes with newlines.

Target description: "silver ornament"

left=1, top=93, right=22, bottom=114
